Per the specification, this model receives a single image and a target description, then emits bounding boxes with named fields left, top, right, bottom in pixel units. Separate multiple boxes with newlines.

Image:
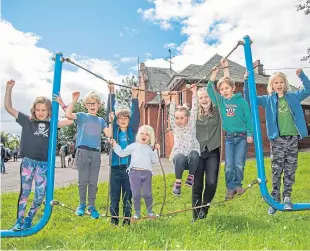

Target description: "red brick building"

left=138, top=54, right=310, bottom=158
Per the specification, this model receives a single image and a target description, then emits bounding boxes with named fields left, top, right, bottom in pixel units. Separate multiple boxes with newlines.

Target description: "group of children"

left=3, top=57, right=310, bottom=230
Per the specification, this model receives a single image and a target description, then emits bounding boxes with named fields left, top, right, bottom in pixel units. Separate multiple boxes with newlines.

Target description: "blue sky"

left=2, top=0, right=310, bottom=134
left=2, top=0, right=185, bottom=74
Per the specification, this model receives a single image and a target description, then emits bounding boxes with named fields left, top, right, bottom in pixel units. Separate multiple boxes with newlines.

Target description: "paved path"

left=1, top=155, right=174, bottom=193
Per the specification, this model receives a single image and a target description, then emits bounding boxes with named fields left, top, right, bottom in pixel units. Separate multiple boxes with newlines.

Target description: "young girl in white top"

left=110, top=125, right=160, bottom=220
left=163, top=84, right=200, bottom=195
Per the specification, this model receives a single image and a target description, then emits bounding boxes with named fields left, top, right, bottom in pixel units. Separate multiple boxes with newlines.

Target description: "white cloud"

left=120, top=57, right=137, bottom=63
left=145, top=52, right=152, bottom=58
left=122, top=26, right=140, bottom=37
left=138, top=0, right=310, bottom=85
left=144, top=58, right=171, bottom=69
left=119, top=32, right=124, bottom=37
left=0, top=20, right=126, bottom=134
left=164, top=43, right=177, bottom=49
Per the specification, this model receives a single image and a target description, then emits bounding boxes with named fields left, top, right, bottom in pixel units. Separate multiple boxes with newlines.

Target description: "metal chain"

left=64, top=57, right=156, bottom=94
left=264, top=67, right=310, bottom=71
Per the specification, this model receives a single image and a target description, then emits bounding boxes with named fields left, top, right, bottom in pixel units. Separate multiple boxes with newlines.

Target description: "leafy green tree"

left=115, top=76, right=137, bottom=109
left=0, top=131, right=20, bottom=149
left=0, top=131, right=9, bottom=146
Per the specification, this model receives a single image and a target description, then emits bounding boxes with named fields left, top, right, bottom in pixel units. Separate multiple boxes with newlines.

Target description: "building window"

left=305, top=109, right=310, bottom=115
left=178, top=92, right=183, bottom=105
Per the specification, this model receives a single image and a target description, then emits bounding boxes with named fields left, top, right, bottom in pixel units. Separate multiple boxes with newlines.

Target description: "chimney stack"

left=253, top=60, right=264, bottom=75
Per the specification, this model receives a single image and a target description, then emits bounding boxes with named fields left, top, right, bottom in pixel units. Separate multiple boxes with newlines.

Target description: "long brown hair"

left=30, top=96, right=52, bottom=120
left=197, top=88, right=215, bottom=120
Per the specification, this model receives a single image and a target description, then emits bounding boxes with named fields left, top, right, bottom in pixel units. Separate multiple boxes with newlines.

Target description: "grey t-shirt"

left=17, top=112, right=50, bottom=161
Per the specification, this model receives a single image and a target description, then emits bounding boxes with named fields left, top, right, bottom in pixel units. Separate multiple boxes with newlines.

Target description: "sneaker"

left=122, top=219, right=131, bottom=226
left=173, top=182, right=181, bottom=195
left=11, top=218, right=23, bottom=231
left=268, top=206, right=277, bottom=215
left=75, top=203, right=86, bottom=216
left=185, top=175, right=194, bottom=187
left=225, top=189, right=236, bottom=200
left=131, top=214, right=140, bottom=222
left=198, top=206, right=209, bottom=219
left=198, top=210, right=207, bottom=220
left=88, top=206, right=99, bottom=219
left=148, top=212, right=156, bottom=219
left=235, top=187, right=245, bottom=195
left=21, top=216, right=33, bottom=229
left=283, top=197, right=293, bottom=210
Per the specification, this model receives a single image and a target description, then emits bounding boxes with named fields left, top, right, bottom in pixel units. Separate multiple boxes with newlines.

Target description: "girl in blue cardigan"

left=244, top=69, right=310, bottom=214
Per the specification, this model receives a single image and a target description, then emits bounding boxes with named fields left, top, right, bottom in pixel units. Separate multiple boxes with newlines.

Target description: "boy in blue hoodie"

left=106, top=84, right=140, bottom=225
left=244, top=69, right=310, bottom=214
left=207, top=59, right=253, bottom=201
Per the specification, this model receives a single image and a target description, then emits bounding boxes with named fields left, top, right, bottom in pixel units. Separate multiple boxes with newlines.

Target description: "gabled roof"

left=179, top=64, right=202, bottom=77
left=147, top=94, right=161, bottom=105
left=145, top=67, right=177, bottom=92
left=179, top=54, right=270, bottom=84
left=143, top=54, right=274, bottom=105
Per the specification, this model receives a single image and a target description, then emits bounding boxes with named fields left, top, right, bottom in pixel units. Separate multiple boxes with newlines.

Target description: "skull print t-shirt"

left=16, top=112, right=50, bottom=161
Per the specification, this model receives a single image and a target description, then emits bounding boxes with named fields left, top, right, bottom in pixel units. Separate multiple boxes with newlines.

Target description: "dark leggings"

left=173, top=151, right=199, bottom=179
left=192, top=147, right=220, bottom=217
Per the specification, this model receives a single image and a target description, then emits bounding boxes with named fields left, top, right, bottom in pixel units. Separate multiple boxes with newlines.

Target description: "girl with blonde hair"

left=244, top=69, right=310, bottom=214
left=110, top=125, right=160, bottom=220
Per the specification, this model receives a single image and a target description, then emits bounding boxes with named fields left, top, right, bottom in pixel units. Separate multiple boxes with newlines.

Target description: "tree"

left=115, top=76, right=137, bottom=109
left=57, top=100, right=106, bottom=148
left=0, top=131, right=8, bottom=147
left=296, top=0, right=310, bottom=62
left=0, top=131, right=20, bottom=149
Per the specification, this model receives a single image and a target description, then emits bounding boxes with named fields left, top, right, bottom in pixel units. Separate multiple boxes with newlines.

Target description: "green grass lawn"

left=1, top=153, right=310, bottom=250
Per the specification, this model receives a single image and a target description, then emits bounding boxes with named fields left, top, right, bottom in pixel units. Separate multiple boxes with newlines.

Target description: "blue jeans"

left=1, top=159, right=5, bottom=173
left=110, top=165, right=132, bottom=225
left=225, top=133, right=248, bottom=190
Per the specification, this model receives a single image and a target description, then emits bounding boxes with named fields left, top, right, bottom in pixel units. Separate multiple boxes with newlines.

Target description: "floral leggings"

left=17, top=157, right=48, bottom=220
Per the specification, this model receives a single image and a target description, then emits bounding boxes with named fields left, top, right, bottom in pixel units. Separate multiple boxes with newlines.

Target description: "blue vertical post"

left=1, top=52, right=63, bottom=238
left=243, top=36, right=310, bottom=211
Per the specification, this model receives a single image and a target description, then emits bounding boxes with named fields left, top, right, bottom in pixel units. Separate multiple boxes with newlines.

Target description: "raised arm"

left=106, top=83, right=116, bottom=122
left=65, top=92, right=79, bottom=120
left=295, top=69, right=310, bottom=101
left=221, top=58, right=230, bottom=77
left=53, top=94, right=68, bottom=112
left=189, top=85, right=198, bottom=123
left=130, top=87, right=140, bottom=132
left=206, top=67, right=222, bottom=106
left=168, top=91, right=177, bottom=129
left=4, top=80, right=19, bottom=119
left=243, top=71, right=267, bottom=107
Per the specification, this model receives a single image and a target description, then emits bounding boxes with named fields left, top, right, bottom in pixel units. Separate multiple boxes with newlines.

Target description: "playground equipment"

left=1, top=35, right=309, bottom=238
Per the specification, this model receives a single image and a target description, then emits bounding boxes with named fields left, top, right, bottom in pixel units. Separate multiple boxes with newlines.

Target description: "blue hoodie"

left=243, top=71, right=310, bottom=140
left=106, top=94, right=140, bottom=167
